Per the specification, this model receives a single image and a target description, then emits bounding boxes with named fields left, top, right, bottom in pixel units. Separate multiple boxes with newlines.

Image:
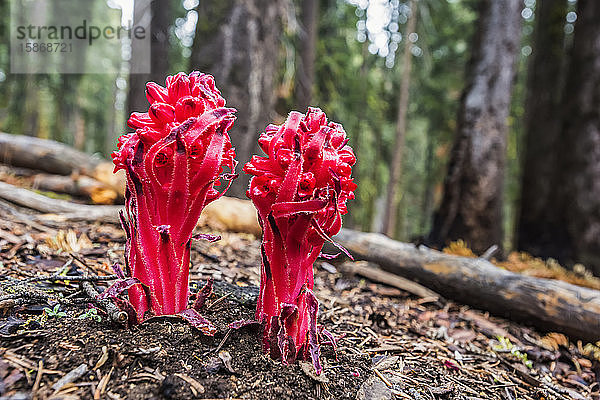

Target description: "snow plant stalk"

left=243, top=108, right=357, bottom=372
left=112, top=72, right=236, bottom=322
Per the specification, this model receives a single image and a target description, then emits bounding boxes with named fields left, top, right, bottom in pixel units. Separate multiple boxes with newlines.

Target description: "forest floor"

left=0, top=206, right=599, bottom=400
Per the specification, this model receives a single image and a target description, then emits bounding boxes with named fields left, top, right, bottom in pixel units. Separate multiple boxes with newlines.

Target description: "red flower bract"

left=112, top=72, right=236, bottom=322
left=243, top=107, right=356, bottom=372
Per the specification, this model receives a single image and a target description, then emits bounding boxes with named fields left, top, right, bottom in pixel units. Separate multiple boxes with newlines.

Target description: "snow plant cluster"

left=244, top=108, right=357, bottom=371
left=112, top=72, right=236, bottom=323
left=112, top=72, right=356, bottom=372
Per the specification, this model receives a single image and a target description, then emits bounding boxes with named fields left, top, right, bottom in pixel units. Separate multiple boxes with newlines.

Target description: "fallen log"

left=0, top=181, right=121, bottom=223
left=0, top=132, right=126, bottom=196
left=0, top=132, right=100, bottom=176
left=200, top=196, right=261, bottom=236
left=32, top=173, right=121, bottom=205
left=333, top=229, right=600, bottom=342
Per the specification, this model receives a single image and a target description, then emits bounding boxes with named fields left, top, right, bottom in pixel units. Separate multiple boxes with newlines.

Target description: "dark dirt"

left=0, top=208, right=599, bottom=399
left=2, top=299, right=367, bottom=400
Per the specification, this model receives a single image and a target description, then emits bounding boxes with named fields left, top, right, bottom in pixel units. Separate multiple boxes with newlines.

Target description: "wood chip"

left=218, top=350, right=235, bottom=374
left=174, top=373, right=206, bottom=395
left=31, top=359, right=44, bottom=398
left=94, top=366, right=113, bottom=400
left=94, top=346, right=109, bottom=370
left=374, top=355, right=399, bottom=371
left=52, top=363, right=88, bottom=391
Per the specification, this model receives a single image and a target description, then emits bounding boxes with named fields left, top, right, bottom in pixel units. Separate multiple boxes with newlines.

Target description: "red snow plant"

left=244, top=108, right=356, bottom=372
left=112, top=72, right=236, bottom=322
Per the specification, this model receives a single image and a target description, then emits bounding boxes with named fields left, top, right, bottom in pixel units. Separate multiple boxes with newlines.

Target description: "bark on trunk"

left=559, top=0, right=600, bottom=275
left=420, top=133, right=435, bottom=233
left=382, top=0, right=417, bottom=238
left=295, top=0, right=318, bottom=111
left=428, top=0, right=522, bottom=254
left=51, top=0, right=91, bottom=146
left=190, top=0, right=285, bottom=197
left=517, top=0, right=569, bottom=261
left=333, top=228, right=600, bottom=342
left=128, top=0, right=171, bottom=116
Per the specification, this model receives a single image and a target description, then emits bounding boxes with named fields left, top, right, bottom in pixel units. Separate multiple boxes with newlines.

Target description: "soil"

left=0, top=207, right=599, bottom=399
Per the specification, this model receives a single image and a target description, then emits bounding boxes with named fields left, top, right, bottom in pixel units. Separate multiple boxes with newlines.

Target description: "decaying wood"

left=92, top=162, right=126, bottom=197
left=0, top=132, right=100, bottom=175
left=200, top=196, right=261, bottom=236
left=0, top=199, right=57, bottom=233
left=333, top=229, right=600, bottom=342
left=32, top=173, right=120, bottom=205
left=0, top=181, right=121, bottom=223
left=339, top=261, right=440, bottom=300
left=0, top=132, right=125, bottom=196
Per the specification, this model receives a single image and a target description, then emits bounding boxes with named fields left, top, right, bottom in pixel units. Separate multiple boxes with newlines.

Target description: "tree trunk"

left=128, top=0, right=150, bottom=115
left=382, top=0, right=417, bottom=238
left=127, top=0, right=171, bottom=116
left=559, top=0, right=600, bottom=275
left=420, top=132, right=435, bottom=233
left=51, top=0, right=92, bottom=145
left=53, top=76, right=76, bottom=144
left=190, top=0, right=285, bottom=197
left=73, top=111, right=86, bottom=151
left=23, top=79, right=41, bottom=138
left=295, top=0, right=318, bottom=111
left=516, top=0, right=569, bottom=260
left=428, top=0, right=522, bottom=255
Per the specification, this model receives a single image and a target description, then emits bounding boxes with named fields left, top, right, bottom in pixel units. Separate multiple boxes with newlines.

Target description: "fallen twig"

left=2, top=350, right=63, bottom=375
left=481, top=244, right=499, bottom=260
left=31, top=359, right=44, bottom=399
left=51, top=363, right=88, bottom=391
left=339, top=261, right=441, bottom=300
left=81, top=281, right=128, bottom=325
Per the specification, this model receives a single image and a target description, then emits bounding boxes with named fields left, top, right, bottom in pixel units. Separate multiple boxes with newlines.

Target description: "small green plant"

left=493, top=336, right=533, bottom=369
left=43, top=304, right=67, bottom=318
left=77, top=308, right=102, bottom=322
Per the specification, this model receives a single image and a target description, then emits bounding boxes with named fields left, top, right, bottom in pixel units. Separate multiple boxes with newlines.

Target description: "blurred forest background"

left=1, top=0, right=600, bottom=275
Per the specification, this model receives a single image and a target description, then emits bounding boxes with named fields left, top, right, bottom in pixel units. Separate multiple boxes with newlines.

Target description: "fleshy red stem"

left=256, top=223, right=323, bottom=355
left=113, top=72, right=237, bottom=322
left=244, top=107, right=356, bottom=372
